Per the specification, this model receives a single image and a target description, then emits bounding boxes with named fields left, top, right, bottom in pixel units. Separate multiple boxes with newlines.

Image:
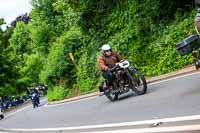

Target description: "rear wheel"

left=128, top=69, right=147, bottom=95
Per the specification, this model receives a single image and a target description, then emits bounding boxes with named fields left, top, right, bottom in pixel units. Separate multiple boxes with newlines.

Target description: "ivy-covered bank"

left=0, top=0, right=197, bottom=101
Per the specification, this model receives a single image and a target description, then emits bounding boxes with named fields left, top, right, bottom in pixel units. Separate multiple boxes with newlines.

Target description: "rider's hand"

left=107, top=67, right=112, bottom=72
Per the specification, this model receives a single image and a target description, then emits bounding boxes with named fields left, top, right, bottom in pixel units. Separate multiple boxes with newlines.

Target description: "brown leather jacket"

left=97, top=51, right=123, bottom=71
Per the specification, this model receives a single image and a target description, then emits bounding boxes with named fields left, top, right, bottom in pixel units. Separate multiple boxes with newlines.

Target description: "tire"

left=128, top=69, right=147, bottom=95
left=0, top=115, right=4, bottom=119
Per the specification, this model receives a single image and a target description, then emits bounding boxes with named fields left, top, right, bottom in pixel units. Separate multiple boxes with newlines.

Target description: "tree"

left=9, top=22, right=31, bottom=60
left=0, top=19, right=20, bottom=95
left=10, top=13, right=31, bottom=27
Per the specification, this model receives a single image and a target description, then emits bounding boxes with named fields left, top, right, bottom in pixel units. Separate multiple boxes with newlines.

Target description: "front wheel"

left=0, top=115, right=4, bottom=119
left=128, top=68, right=147, bottom=95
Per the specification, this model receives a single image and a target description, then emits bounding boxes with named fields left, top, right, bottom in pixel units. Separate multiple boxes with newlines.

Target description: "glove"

left=106, top=67, right=112, bottom=72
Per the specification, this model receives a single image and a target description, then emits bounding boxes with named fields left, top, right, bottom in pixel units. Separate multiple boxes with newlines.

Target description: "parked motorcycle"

left=102, top=60, right=147, bottom=101
left=176, top=34, right=200, bottom=69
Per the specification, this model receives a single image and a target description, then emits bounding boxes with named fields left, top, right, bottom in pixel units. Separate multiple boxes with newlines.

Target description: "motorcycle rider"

left=97, top=44, right=123, bottom=95
left=29, top=88, right=40, bottom=108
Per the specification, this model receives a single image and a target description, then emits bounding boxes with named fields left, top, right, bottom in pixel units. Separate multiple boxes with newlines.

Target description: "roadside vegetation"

left=0, top=0, right=196, bottom=101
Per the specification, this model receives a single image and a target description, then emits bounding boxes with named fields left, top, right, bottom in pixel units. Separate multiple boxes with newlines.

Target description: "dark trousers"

left=99, top=71, right=113, bottom=92
left=102, top=71, right=113, bottom=83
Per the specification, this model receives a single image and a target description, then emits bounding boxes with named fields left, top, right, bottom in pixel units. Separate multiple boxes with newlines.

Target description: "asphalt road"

left=1, top=72, right=200, bottom=133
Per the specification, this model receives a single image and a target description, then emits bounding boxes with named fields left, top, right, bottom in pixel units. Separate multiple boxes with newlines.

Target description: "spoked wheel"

left=128, top=69, right=147, bottom=95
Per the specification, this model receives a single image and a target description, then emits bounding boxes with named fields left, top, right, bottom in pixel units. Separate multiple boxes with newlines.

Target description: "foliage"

left=47, top=86, right=67, bottom=101
left=9, top=22, right=31, bottom=58
left=0, top=0, right=198, bottom=100
left=40, top=27, right=81, bottom=87
left=19, top=54, right=44, bottom=86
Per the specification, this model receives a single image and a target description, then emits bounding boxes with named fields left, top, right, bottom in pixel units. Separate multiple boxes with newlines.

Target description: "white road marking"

left=45, top=96, right=98, bottom=107
left=82, top=124, right=200, bottom=133
left=3, top=114, right=200, bottom=132
left=2, top=71, right=200, bottom=132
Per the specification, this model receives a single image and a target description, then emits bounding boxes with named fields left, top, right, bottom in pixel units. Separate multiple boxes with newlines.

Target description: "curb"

left=48, top=65, right=197, bottom=105
left=146, top=65, right=197, bottom=83
left=48, top=92, right=99, bottom=105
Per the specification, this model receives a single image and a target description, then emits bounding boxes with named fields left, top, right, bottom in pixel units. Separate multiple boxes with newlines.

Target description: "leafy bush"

left=47, top=86, right=67, bottom=102
left=0, top=0, right=197, bottom=100
left=40, top=27, right=81, bottom=88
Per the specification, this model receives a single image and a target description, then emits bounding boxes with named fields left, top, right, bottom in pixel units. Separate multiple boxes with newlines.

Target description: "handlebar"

left=108, top=60, right=130, bottom=72
left=109, top=64, right=119, bottom=72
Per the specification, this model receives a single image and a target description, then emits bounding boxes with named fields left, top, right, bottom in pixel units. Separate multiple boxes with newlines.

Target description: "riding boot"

left=98, top=81, right=105, bottom=96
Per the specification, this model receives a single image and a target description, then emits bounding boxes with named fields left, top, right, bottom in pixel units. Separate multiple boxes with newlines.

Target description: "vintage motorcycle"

left=102, top=60, right=147, bottom=101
